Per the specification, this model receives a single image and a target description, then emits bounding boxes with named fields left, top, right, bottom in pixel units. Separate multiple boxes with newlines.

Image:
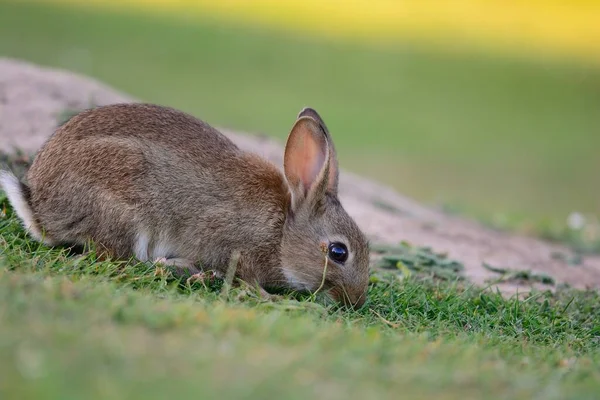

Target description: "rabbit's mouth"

left=328, top=286, right=367, bottom=309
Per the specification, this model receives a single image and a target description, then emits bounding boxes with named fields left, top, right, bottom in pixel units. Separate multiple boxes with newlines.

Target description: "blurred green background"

left=0, top=0, right=598, bottom=227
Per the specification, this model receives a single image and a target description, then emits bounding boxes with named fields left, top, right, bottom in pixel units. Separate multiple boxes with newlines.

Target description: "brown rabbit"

left=0, top=104, right=370, bottom=307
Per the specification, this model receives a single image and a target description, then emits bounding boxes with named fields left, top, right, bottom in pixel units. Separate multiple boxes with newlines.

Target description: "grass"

left=51, top=0, right=600, bottom=63
left=0, top=1, right=599, bottom=223
left=1, top=154, right=600, bottom=398
left=373, top=242, right=465, bottom=281
left=1, top=189, right=600, bottom=399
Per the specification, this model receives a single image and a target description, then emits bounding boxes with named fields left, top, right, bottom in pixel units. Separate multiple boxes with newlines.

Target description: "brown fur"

left=2, top=103, right=370, bottom=307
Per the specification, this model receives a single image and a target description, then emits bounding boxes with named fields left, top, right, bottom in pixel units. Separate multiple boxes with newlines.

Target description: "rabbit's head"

left=279, top=108, right=370, bottom=308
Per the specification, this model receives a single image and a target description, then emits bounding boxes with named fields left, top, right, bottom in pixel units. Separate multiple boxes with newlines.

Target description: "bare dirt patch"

left=2, top=57, right=599, bottom=293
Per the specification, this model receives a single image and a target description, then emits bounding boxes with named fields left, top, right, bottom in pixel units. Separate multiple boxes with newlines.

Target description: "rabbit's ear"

left=296, top=107, right=339, bottom=194
left=284, top=116, right=331, bottom=209
left=297, top=107, right=330, bottom=133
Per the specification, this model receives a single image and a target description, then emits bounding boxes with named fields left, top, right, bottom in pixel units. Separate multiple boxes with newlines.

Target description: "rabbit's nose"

left=348, top=292, right=367, bottom=309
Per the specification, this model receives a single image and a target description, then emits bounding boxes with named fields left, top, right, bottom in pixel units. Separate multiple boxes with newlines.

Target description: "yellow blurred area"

left=45, top=0, right=600, bottom=63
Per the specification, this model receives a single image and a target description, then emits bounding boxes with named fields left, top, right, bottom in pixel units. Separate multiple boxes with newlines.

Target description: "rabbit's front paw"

left=153, top=257, right=200, bottom=276
left=186, top=270, right=219, bottom=286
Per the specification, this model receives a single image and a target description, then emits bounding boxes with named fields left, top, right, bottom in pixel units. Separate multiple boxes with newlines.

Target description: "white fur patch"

left=282, top=268, right=308, bottom=291
left=0, top=171, right=48, bottom=243
left=133, top=230, right=150, bottom=261
left=150, top=232, right=173, bottom=260
left=134, top=230, right=175, bottom=263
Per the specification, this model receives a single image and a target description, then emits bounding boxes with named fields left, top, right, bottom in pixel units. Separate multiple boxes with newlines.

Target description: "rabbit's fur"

left=0, top=103, right=370, bottom=307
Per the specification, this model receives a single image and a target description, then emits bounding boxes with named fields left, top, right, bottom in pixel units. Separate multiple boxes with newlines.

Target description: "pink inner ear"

left=295, top=109, right=338, bottom=194
left=284, top=118, right=328, bottom=194
left=300, top=134, right=327, bottom=191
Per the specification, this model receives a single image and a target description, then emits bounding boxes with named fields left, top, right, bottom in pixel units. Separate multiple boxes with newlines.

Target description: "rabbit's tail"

left=0, top=171, right=51, bottom=244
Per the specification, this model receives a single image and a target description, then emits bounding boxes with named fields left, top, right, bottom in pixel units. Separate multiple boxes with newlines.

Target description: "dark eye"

left=328, top=242, right=348, bottom=263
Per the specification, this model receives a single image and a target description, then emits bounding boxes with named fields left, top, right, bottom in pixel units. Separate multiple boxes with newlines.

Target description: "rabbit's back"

left=51, top=103, right=239, bottom=160
left=26, top=104, right=288, bottom=269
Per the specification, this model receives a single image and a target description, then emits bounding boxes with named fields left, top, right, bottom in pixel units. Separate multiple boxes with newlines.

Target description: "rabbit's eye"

left=328, top=242, right=348, bottom=263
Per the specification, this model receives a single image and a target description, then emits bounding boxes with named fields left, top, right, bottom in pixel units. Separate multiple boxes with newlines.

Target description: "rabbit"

left=0, top=103, right=370, bottom=307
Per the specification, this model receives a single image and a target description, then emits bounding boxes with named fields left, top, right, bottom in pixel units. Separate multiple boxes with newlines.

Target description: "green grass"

left=2, top=191, right=600, bottom=399
left=0, top=1, right=599, bottom=222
